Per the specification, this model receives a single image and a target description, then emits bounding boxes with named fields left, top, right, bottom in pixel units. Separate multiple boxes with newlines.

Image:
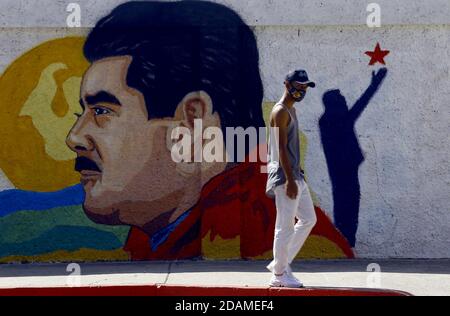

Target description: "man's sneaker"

left=266, top=262, right=302, bottom=285
left=269, top=272, right=304, bottom=288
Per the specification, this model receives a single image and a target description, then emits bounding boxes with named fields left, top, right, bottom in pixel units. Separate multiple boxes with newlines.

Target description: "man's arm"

left=272, top=107, right=298, bottom=199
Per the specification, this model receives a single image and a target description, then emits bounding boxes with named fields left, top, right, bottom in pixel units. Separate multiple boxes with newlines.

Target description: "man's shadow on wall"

left=319, top=68, right=388, bottom=247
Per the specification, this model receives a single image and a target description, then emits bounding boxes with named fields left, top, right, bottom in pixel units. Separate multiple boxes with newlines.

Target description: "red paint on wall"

left=124, top=158, right=354, bottom=260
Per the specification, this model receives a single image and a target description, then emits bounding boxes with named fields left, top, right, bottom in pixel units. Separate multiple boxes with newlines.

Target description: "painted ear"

left=179, top=91, right=214, bottom=129
left=167, top=91, right=218, bottom=163
left=166, top=91, right=216, bottom=153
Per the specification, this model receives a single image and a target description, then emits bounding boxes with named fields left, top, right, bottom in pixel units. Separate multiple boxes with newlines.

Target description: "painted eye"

left=93, top=107, right=111, bottom=116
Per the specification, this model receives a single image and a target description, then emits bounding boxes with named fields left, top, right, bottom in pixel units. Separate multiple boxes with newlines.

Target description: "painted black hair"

left=84, top=1, right=265, bottom=155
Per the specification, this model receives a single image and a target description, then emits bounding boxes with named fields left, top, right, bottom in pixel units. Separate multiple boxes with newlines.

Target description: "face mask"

left=288, top=86, right=306, bottom=102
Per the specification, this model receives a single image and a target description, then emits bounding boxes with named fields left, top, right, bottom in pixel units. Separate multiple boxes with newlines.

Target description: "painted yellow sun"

left=0, top=37, right=88, bottom=192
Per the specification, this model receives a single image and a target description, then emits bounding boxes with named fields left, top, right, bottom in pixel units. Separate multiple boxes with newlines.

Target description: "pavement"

left=0, top=259, right=449, bottom=296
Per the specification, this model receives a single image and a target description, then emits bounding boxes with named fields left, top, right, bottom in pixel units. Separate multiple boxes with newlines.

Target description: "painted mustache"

left=75, top=156, right=101, bottom=173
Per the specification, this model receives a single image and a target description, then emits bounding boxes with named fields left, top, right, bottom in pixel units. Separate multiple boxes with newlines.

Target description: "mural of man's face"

left=66, top=56, right=226, bottom=235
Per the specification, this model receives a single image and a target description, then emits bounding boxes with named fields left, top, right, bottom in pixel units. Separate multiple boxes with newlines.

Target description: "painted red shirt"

left=124, top=160, right=354, bottom=260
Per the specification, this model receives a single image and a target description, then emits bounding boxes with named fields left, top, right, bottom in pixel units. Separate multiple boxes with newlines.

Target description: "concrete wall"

left=0, top=0, right=448, bottom=260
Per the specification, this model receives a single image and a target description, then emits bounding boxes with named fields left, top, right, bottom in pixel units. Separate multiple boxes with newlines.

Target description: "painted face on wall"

left=66, top=56, right=226, bottom=236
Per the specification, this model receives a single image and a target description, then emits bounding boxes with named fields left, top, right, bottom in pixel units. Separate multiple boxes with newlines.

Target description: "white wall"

left=0, top=0, right=449, bottom=258
left=256, top=24, right=450, bottom=258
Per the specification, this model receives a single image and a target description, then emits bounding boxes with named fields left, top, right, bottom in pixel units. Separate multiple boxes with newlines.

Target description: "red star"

left=365, top=42, right=390, bottom=65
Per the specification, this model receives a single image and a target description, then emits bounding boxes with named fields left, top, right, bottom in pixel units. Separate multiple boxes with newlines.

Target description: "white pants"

left=270, top=179, right=317, bottom=275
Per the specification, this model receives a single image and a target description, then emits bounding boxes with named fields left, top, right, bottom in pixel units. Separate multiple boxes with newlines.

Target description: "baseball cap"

left=285, top=69, right=316, bottom=88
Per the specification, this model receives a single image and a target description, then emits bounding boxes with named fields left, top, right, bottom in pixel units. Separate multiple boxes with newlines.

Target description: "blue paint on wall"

left=0, top=184, right=84, bottom=217
left=0, top=225, right=122, bottom=257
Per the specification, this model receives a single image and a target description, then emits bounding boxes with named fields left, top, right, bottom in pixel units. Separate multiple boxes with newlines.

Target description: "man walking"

left=266, top=70, right=317, bottom=288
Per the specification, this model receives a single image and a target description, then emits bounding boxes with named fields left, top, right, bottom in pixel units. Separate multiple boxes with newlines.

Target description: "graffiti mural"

left=0, top=1, right=354, bottom=263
